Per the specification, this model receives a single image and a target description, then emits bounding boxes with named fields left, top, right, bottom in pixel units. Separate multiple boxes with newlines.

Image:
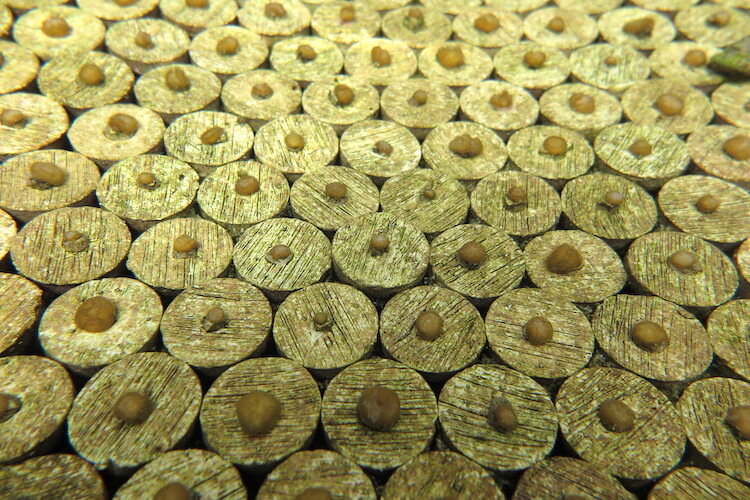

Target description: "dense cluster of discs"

left=2, top=0, right=750, bottom=498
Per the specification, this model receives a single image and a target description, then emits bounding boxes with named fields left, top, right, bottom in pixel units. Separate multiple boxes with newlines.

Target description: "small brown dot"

left=312, top=311, right=331, bottom=330
left=324, top=181, right=348, bottom=200
left=165, top=67, right=190, bottom=91
left=629, top=138, right=652, bottom=157
left=449, top=134, right=483, bottom=158
left=154, top=482, right=192, bottom=500
left=1, top=109, right=26, bottom=127
left=236, top=390, right=281, bottom=437
left=488, top=399, right=517, bottom=433
left=542, top=136, right=567, bottom=156
left=726, top=406, right=750, bottom=440
left=723, top=135, right=750, bottom=161
left=173, top=235, right=198, bottom=254
left=42, top=17, right=71, bottom=38
left=422, top=188, right=436, bottom=200
left=547, top=16, right=565, bottom=33
left=546, top=244, right=583, bottom=274
left=185, top=0, right=209, bottom=8
left=216, top=36, right=239, bottom=56
left=252, top=82, right=274, bottom=99
left=604, top=54, right=619, bottom=66
left=284, top=132, right=305, bottom=150
left=415, top=310, right=443, bottom=341
left=200, top=126, right=225, bottom=145
left=332, top=84, right=355, bottom=106
left=474, top=13, right=500, bottom=33
left=135, top=31, right=153, bottom=49
left=506, top=186, right=527, bottom=204
left=457, top=241, right=487, bottom=267
left=371, top=46, right=392, bottom=67
left=74, top=296, right=117, bottom=333
left=682, top=49, right=707, bottom=67
left=405, top=7, right=425, bottom=31
left=696, top=194, right=720, bottom=214
left=203, top=306, right=226, bottom=332
left=374, top=140, right=393, bottom=156
left=108, top=113, right=139, bottom=136
left=598, top=399, right=634, bottom=433
left=30, top=162, right=66, bottom=187
left=113, top=0, right=138, bottom=6
left=708, top=11, right=731, bottom=27
left=297, top=44, right=317, bottom=61
left=340, top=4, right=356, bottom=23
left=78, top=63, right=104, bottom=86
left=113, top=391, right=152, bottom=425
left=137, top=171, right=157, bottom=188
left=436, top=45, right=464, bottom=69
left=669, top=250, right=699, bottom=273
left=631, top=320, right=668, bottom=351
left=61, top=230, right=89, bottom=252
left=264, top=1, right=286, bottom=18
left=235, top=175, right=260, bottom=195
left=569, top=93, right=595, bottom=114
left=409, top=89, right=428, bottom=106
left=295, top=487, right=333, bottom=500
left=490, top=90, right=512, bottom=109
left=357, top=386, right=400, bottom=431
left=370, top=233, right=390, bottom=253
left=623, top=17, right=654, bottom=37
left=603, top=191, right=624, bottom=208
left=63, top=230, right=82, bottom=242
left=269, top=244, right=292, bottom=261
left=524, top=316, right=553, bottom=346
left=655, top=94, right=684, bottom=116
left=524, top=50, right=546, bottom=69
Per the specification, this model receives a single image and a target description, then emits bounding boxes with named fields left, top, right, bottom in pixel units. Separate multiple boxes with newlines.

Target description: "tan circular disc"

left=0, top=41, right=40, bottom=95
left=675, top=5, right=750, bottom=47
left=459, top=81, right=539, bottom=134
left=598, top=7, right=676, bottom=50
left=453, top=8, right=523, bottom=51
left=381, top=6, right=451, bottom=50
left=0, top=454, right=105, bottom=500
left=523, top=7, right=599, bottom=50
left=269, top=36, right=343, bottom=85
left=712, top=82, right=750, bottom=129
left=237, top=0, right=310, bottom=41
left=507, top=126, right=594, bottom=183
left=188, top=26, right=269, bottom=78
left=343, top=38, right=417, bottom=86
left=419, top=0, right=480, bottom=15
left=221, top=69, right=302, bottom=129
left=339, top=120, right=421, bottom=183
left=77, top=0, right=159, bottom=21
left=13, top=6, right=105, bottom=61
left=569, top=43, right=650, bottom=94
left=649, top=467, right=750, bottom=500
left=423, top=121, right=508, bottom=181
left=301, top=76, right=380, bottom=133
left=311, top=1, right=380, bottom=46
left=493, top=42, right=570, bottom=92
left=539, top=83, right=623, bottom=138
left=708, top=300, right=750, bottom=382
left=380, top=78, right=459, bottom=139
left=417, top=42, right=493, bottom=88
left=649, top=42, right=723, bottom=88
left=688, top=125, right=750, bottom=188
left=105, top=19, right=190, bottom=75
left=0, top=273, right=42, bottom=356
left=0, top=92, right=68, bottom=160
left=160, top=0, right=238, bottom=33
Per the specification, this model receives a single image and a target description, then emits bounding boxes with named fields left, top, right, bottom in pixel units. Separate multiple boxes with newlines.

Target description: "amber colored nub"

left=216, top=36, right=239, bottom=56
left=284, top=132, right=305, bottom=150
left=523, top=50, right=546, bottom=69
left=235, top=175, right=260, bottom=195
left=203, top=306, right=226, bottom=332
left=137, top=171, right=157, bottom=188
left=603, top=191, right=624, bottom=208
left=656, top=94, right=684, bottom=116
left=61, top=230, right=89, bottom=252
left=269, top=244, right=292, bottom=261
left=631, top=320, right=669, bottom=351
left=542, top=136, right=567, bottom=156
left=185, top=0, right=209, bottom=8
left=409, top=89, right=428, bottom=106
left=449, top=134, right=483, bottom=158
left=669, top=250, right=699, bottom=273
left=371, top=46, right=392, bottom=67
left=357, top=386, right=400, bottom=431
left=726, top=406, right=750, bottom=440
left=629, top=139, right=652, bottom=157
left=489, top=399, right=517, bottom=433
left=113, top=0, right=138, bottom=6
left=30, top=162, right=66, bottom=187
left=604, top=54, right=619, bottom=66
left=569, top=93, right=595, bottom=114
left=506, top=186, right=527, bottom=204
left=599, top=399, right=634, bottom=432
left=113, top=391, right=152, bottom=425
left=474, top=13, right=499, bottom=33
left=547, top=16, right=565, bottom=33
left=135, top=32, right=153, bottom=49
left=708, top=11, right=731, bottom=27
left=695, top=194, right=720, bottom=214
left=1, top=109, right=26, bottom=127
left=165, top=67, right=190, bottom=91
left=457, top=241, right=487, bottom=267
left=374, top=140, right=393, bottom=156
left=236, top=390, right=281, bottom=436
left=723, top=135, right=750, bottom=161
left=340, top=4, right=356, bottom=23
left=682, top=49, right=707, bottom=67
left=490, top=91, right=512, bottom=109
left=201, top=126, right=225, bottom=145
left=0, top=394, right=12, bottom=420
left=252, top=83, right=274, bottom=99
left=42, top=17, right=70, bottom=38
left=297, top=44, right=317, bottom=61
left=173, top=235, right=198, bottom=254
left=265, top=2, right=286, bottom=18
left=295, top=487, right=333, bottom=500
left=623, top=17, right=654, bottom=37
left=313, top=311, right=331, bottom=330
left=422, top=188, right=436, bottom=200
left=436, top=46, right=464, bottom=69
left=154, top=482, right=193, bottom=500
left=79, top=63, right=105, bottom=86
left=415, top=310, right=443, bottom=341
left=524, top=316, right=553, bottom=346
left=324, top=181, right=347, bottom=200
left=546, top=244, right=583, bottom=274
left=333, top=84, right=355, bottom=106
left=404, top=7, right=425, bottom=31
left=75, top=296, right=117, bottom=333
left=370, top=233, right=389, bottom=253
left=109, top=113, right=139, bottom=135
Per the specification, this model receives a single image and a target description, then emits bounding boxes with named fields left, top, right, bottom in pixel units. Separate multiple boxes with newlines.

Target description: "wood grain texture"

left=598, top=7, right=676, bottom=50
left=97, top=154, right=199, bottom=231
left=237, top=0, right=311, bottom=39
left=431, top=224, right=524, bottom=302
left=525, top=229, right=626, bottom=303
left=0, top=454, right=105, bottom=500
left=67, top=352, right=202, bottom=475
left=737, top=237, right=750, bottom=290
left=12, top=6, right=105, bottom=61
left=11, top=207, right=131, bottom=287
left=159, top=0, right=238, bottom=32
left=493, top=42, right=570, bottom=91
left=234, top=217, right=331, bottom=295
left=513, top=456, right=636, bottom=500
left=569, top=43, right=650, bottom=94
left=221, top=69, right=302, bottom=128
left=0, top=92, right=68, bottom=159
left=554, top=0, right=624, bottom=15
left=343, top=38, right=417, bottom=85
left=200, top=357, right=321, bottom=469
left=484, top=0, right=548, bottom=12
left=556, top=367, right=686, bottom=480
left=676, top=377, right=750, bottom=482
left=380, top=78, right=459, bottom=138
left=630, top=0, right=698, bottom=10
left=524, top=7, right=598, bottom=50
left=626, top=231, right=738, bottom=308
left=127, top=217, right=233, bottom=292
left=104, top=18, right=190, bottom=74
left=257, top=449, right=377, bottom=500
left=486, top=287, right=594, bottom=379
left=561, top=172, right=657, bottom=243
left=688, top=125, right=750, bottom=188
left=273, top=282, right=378, bottom=375
left=310, top=1, right=380, bottom=46
left=648, top=466, right=750, bottom=500
left=459, top=80, right=539, bottom=134
left=453, top=8, right=523, bottom=50
left=0, top=208, right=16, bottom=263
left=423, top=121, right=508, bottom=180
left=269, top=36, right=344, bottom=84
left=649, top=42, right=723, bottom=87
left=301, top=75, right=380, bottom=133
left=384, top=450, right=504, bottom=500
left=708, top=300, right=750, bottom=382
left=76, top=0, right=158, bottom=21
left=592, top=294, right=713, bottom=382
left=322, top=357, right=437, bottom=472
left=188, top=26, right=268, bottom=78
left=134, top=64, right=221, bottom=122
left=198, top=160, right=289, bottom=238
left=439, top=363, right=558, bottom=472
left=339, top=120, right=421, bottom=182
left=507, top=125, right=593, bottom=182
left=471, top=171, right=560, bottom=237
left=0, top=356, right=74, bottom=464
left=417, top=41, right=493, bottom=87
left=0, top=273, right=42, bottom=356
left=114, top=449, right=246, bottom=500
left=538, top=83, right=622, bottom=139
left=380, top=285, right=485, bottom=377
left=381, top=169, right=469, bottom=235
left=0, top=40, right=41, bottom=95
left=420, top=0, right=481, bottom=15
left=380, top=6, right=452, bottom=49
left=290, top=165, right=379, bottom=232
left=674, top=5, right=749, bottom=47
left=332, top=212, right=429, bottom=297
left=711, top=82, right=750, bottom=128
